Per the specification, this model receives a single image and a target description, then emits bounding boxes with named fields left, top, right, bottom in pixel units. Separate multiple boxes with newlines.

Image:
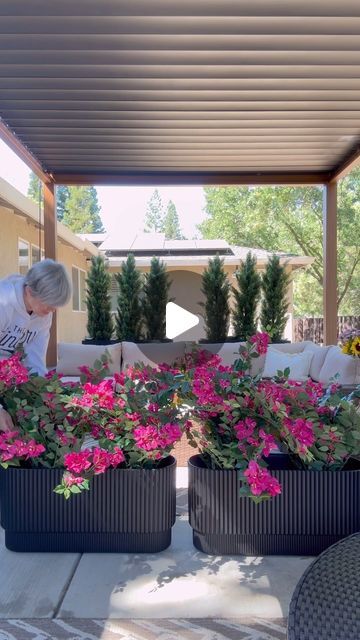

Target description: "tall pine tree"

left=85, top=256, right=113, bottom=341
left=200, top=256, right=231, bottom=342
left=62, top=186, right=104, bottom=233
left=115, top=254, right=143, bottom=341
left=142, top=257, right=172, bottom=340
left=144, top=189, right=165, bottom=232
left=233, top=252, right=261, bottom=340
left=163, top=200, right=185, bottom=239
left=260, top=255, right=290, bottom=342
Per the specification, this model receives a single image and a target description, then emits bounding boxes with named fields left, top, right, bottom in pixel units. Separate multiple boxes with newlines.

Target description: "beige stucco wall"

left=56, top=242, right=89, bottom=343
left=0, top=205, right=90, bottom=343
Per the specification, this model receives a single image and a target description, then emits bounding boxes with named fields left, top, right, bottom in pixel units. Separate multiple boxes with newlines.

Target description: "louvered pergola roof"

left=1, top=0, right=360, bottom=184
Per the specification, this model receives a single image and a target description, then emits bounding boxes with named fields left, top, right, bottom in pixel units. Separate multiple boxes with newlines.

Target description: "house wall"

left=0, top=204, right=90, bottom=344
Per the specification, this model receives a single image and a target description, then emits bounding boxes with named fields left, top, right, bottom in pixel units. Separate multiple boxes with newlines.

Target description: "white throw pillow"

left=318, top=346, right=360, bottom=386
left=303, top=343, right=331, bottom=381
left=56, top=342, right=122, bottom=376
left=194, top=342, right=244, bottom=366
left=262, top=348, right=314, bottom=381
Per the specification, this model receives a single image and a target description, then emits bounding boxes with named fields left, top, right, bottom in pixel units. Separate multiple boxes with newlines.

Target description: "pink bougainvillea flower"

left=244, top=460, right=281, bottom=497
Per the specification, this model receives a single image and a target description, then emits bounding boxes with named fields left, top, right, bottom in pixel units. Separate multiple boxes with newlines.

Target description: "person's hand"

left=0, top=408, right=14, bottom=433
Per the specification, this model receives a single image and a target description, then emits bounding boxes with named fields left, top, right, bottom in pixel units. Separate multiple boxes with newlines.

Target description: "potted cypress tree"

left=199, top=255, right=231, bottom=342
left=83, top=255, right=115, bottom=344
left=115, top=253, right=143, bottom=341
left=233, top=251, right=261, bottom=340
left=260, top=254, right=290, bottom=343
left=142, top=256, right=173, bottom=342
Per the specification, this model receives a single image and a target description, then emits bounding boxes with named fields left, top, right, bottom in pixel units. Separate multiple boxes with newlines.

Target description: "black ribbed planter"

left=0, top=456, right=176, bottom=553
left=188, top=454, right=360, bottom=555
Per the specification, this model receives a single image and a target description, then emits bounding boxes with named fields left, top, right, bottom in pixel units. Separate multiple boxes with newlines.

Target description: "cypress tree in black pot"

left=260, top=254, right=290, bottom=342
left=142, top=256, right=172, bottom=341
left=200, top=255, right=231, bottom=342
left=115, top=253, right=143, bottom=341
left=233, top=251, right=261, bottom=340
left=84, top=255, right=114, bottom=344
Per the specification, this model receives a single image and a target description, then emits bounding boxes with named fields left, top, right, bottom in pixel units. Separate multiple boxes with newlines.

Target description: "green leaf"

left=70, top=485, right=82, bottom=493
left=53, top=485, right=65, bottom=494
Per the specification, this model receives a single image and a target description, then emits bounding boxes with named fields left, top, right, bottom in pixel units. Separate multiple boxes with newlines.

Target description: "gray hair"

left=24, top=259, right=72, bottom=307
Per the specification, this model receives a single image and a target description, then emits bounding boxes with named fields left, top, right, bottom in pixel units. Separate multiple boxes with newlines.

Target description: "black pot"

left=0, top=456, right=176, bottom=553
left=188, top=454, right=360, bottom=555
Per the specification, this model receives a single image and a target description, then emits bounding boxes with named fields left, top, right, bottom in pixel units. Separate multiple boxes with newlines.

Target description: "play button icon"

left=166, top=302, right=199, bottom=339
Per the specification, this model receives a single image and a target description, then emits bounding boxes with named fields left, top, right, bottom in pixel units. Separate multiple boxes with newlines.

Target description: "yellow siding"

left=0, top=205, right=90, bottom=344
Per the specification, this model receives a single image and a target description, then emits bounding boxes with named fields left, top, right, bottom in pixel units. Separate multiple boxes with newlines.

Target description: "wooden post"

left=323, top=182, right=338, bottom=345
left=43, top=181, right=57, bottom=367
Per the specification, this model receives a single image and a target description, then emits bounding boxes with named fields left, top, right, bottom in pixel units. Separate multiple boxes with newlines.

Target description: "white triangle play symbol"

left=166, top=302, right=199, bottom=339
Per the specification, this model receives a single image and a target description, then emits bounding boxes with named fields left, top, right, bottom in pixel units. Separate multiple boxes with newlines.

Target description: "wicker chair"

left=288, top=533, right=360, bottom=639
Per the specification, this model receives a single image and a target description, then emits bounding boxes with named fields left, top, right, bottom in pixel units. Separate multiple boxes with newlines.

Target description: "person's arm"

left=24, top=314, right=52, bottom=376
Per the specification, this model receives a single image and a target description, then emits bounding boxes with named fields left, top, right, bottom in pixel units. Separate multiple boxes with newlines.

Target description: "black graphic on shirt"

left=0, top=325, right=37, bottom=354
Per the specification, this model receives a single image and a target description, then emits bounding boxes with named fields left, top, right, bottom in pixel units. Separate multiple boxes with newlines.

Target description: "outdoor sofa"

left=56, top=339, right=360, bottom=387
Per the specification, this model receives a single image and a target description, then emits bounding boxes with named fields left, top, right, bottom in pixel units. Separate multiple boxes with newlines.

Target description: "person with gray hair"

left=0, top=259, right=71, bottom=432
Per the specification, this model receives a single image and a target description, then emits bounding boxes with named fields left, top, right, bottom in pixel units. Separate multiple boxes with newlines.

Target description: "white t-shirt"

left=0, top=275, right=52, bottom=375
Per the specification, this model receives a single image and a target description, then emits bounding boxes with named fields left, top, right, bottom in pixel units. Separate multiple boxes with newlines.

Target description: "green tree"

left=144, top=189, right=165, bottom=233
left=55, top=185, right=70, bottom=221
left=233, top=252, right=261, bottom=340
left=85, top=256, right=113, bottom=341
left=27, top=172, right=42, bottom=206
left=260, top=255, right=290, bottom=342
left=27, top=172, right=69, bottom=221
left=142, top=257, right=172, bottom=340
left=199, top=174, right=360, bottom=316
left=200, top=255, right=231, bottom=342
left=62, top=186, right=104, bottom=233
left=115, top=254, right=143, bottom=341
left=163, top=200, right=185, bottom=239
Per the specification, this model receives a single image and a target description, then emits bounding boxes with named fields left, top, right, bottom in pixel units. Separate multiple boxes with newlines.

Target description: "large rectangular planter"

left=188, top=454, right=360, bottom=555
left=0, top=456, right=176, bottom=553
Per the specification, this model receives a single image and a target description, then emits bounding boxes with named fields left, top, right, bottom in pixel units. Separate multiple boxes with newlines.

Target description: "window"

left=18, top=239, right=29, bottom=275
left=31, top=244, right=45, bottom=266
left=72, top=266, right=86, bottom=312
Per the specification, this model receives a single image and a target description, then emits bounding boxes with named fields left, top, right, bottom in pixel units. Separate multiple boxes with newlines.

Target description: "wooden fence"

left=294, top=315, right=360, bottom=344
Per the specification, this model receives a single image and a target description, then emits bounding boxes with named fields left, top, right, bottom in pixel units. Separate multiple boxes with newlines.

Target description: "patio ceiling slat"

left=1, top=0, right=360, bottom=178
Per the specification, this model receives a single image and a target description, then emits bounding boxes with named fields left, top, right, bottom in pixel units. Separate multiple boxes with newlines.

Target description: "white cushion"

left=262, top=347, right=314, bottom=381
left=195, top=342, right=244, bottom=366
left=303, top=343, right=331, bottom=381
left=121, top=341, right=186, bottom=369
left=318, top=346, right=360, bottom=385
left=267, top=341, right=308, bottom=354
left=56, top=342, right=122, bottom=376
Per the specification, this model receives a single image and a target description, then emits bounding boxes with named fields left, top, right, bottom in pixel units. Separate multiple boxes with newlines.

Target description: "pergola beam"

left=323, top=182, right=338, bottom=345
left=328, top=145, right=360, bottom=183
left=54, top=171, right=329, bottom=186
left=0, top=122, right=58, bottom=363
left=43, top=181, right=58, bottom=367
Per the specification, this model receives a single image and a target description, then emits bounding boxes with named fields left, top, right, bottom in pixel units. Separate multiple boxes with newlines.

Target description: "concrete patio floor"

left=0, top=469, right=314, bottom=639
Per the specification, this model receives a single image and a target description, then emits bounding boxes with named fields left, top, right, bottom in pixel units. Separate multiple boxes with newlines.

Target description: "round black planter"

left=0, top=456, right=176, bottom=553
left=188, top=454, right=360, bottom=556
